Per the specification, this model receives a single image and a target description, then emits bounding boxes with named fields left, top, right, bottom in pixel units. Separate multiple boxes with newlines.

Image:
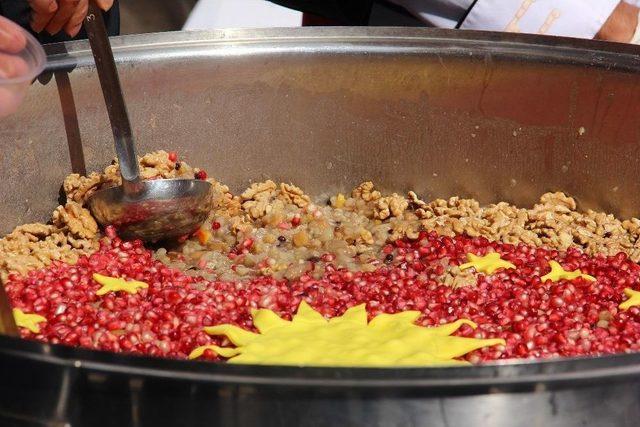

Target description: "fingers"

left=63, top=0, right=89, bottom=37
left=95, top=0, right=114, bottom=11
left=0, top=52, right=29, bottom=79
left=28, top=0, right=58, bottom=33
left=45, top=0, right=82, bottom=35
left=596, top=1, right=639, bottom=42
left=28, top=0, right=58, bottom=14
left=0, top=16, right=27, bottom=54
left=0, top=87, right=22, bottom=118
left=31, top=0, right=114, bottom=36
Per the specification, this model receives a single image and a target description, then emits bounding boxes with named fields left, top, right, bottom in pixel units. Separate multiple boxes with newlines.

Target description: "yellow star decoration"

left=93, top=273, right=149, bottom=296
left=188, top=301, right=505, bottom=367
left=540, top=261, right=596, bottom=283
left=619, top=288, right=640, bottom=311
left=13, top=308, right=46, bottom=333
left=459, top=252, right=516, bottom=275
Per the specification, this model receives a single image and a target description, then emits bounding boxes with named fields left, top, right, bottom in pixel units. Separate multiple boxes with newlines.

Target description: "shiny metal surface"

left=88, top=179, right=212, bottom=241
left=86, top=2, right=143, bottom=193
left=85, top=6, right=211, bottom=241
left=2, top=28, right=640, bottom=426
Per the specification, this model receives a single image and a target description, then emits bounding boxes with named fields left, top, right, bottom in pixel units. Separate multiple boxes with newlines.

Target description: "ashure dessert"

left=3, top=150, right=640, bottom=365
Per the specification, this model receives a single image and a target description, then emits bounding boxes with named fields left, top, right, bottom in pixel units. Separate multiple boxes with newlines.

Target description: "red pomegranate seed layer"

left=5, top=231, right=640, bottom=363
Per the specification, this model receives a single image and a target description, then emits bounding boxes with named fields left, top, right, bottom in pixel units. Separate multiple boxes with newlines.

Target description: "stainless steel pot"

left=2, top=28, right=640, bottom=427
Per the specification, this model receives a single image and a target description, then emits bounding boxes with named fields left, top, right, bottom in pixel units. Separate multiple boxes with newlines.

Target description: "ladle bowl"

left=87, top=179, right=211, bottom=241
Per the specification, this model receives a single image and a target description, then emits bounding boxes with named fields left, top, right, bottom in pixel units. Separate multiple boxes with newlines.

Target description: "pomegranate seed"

left=4, top=230, right=640, bottom=364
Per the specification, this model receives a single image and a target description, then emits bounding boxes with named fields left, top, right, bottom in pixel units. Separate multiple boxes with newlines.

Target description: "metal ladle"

left=84, top=3, right=211, bottom=242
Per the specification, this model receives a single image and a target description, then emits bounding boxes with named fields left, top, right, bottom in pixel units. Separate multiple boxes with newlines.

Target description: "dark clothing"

left=269, top=0, right=375, bottom=25
left=0, top=0, right=120, bottom=43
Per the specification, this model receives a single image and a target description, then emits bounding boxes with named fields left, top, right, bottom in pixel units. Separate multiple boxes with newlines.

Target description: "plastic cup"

left=0, top=16, right=46, bottom=118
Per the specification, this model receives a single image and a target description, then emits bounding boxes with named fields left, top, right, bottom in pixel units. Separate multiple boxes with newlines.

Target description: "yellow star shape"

left=540, top=261, right=595, bottom=283
left=188, top=301, right=505, bottom=367
left=13, top=308, right=46, bottom=333
left=93, top=273, right=149, bottom=296
left=620, top=288, right=640, bottom=311
left=459, top=252, right=516, bottom=275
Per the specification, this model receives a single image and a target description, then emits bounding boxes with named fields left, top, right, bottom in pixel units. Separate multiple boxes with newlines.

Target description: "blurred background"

left=120, top=0, right=198, bottom=34
left=119, top=0, right=420, bottom=34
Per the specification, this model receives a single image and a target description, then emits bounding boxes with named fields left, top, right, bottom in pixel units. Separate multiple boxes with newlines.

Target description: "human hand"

left=0, top=16, right=28, bottom=79
left=596, top=1, right=639, bottom=43
left=0, top=16, right=30, bottom=117
left=29, top=0, right=114, bottom=38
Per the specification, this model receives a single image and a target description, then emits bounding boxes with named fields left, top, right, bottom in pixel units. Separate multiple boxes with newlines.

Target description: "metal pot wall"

left=2, top=28, right=640, bottom=427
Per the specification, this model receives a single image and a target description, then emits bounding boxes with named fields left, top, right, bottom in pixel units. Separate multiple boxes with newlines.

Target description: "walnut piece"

left=52, top=202, right=98, bottom=239
left=241, top=180, right=277, bottom=200
left=539, top=192, right=577, bottom=211
left=208, top=179, right=241, bottom=216
left=352, top=181, right=381, bottom=202
left=0, top=221, right=98, bottom=282
left=278, top=183, right=310, bottom=208
left=63, top=172, right=102, bottom=204
left=241, top=181, right=278, bottom=219
left=408, top=191, right=432, bottom=219
left=389, top=218, right=420, bottom=241
left=441, top=265, right=477, bottom=289
left=374, top=193, right=409, bottom=220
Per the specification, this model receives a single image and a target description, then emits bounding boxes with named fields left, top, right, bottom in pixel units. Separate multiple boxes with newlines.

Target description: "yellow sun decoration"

left=13, top=308, right=46, bottom=333
left=459, top=252, right=516, bottom=275
left=189, top=301, right=505, bottom=367
left=620, top=288, right=640, bottom=311
left=93, top=273, right=149, bottom=296
left=540, top=261, right=595, bottom=283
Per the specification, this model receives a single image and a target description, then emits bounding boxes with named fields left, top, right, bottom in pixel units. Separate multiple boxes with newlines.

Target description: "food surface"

left=3, top=150, right=640, bottom=365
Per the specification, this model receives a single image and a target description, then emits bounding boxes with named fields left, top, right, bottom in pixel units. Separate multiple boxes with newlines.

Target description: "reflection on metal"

left=88, top=179, right=212, bottom=241
left=55, top=71, right=86, bottom=176
left=1, top=28, right=640, bottom=426
left=129, top=378, right=143, bottom=427
left=53, top=369, right=72, bottom=422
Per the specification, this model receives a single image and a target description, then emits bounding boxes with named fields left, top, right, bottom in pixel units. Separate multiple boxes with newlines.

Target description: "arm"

left=596, top=1, right=639, bottom=42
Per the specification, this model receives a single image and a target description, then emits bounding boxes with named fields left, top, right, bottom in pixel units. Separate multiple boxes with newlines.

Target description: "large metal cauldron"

left=2, top=28, right=640, bottom=427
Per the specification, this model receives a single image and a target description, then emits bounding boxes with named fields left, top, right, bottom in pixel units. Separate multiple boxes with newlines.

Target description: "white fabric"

left=460, top=0, right=619, bottom=39
left=391, top=0, right=620, bottom=39
left=183, top=0, right=301, bottom=31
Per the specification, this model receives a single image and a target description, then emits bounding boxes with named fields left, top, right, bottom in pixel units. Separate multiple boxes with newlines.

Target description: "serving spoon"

left=84, top=3, right=211, bottom=242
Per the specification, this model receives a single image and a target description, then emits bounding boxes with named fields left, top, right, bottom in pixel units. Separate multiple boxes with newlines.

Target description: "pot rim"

left=3, top=334, right=640, bottom=388
left=13, top=27, right=640, bottom=389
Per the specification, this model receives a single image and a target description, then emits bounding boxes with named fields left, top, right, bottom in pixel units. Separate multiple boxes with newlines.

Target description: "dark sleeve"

left=268, top=0, right=374, bottom=25
left=0, top=0, right=120, bottom=44
left=455, top=0, right=479, bottom=28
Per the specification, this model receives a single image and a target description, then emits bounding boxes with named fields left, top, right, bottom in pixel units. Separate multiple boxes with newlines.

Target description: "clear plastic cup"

left=0, top=16, right=46, bottom=118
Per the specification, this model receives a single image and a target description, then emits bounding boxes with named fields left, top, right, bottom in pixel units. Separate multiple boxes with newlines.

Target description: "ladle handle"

left=85, top=2, right=142, bottom=195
